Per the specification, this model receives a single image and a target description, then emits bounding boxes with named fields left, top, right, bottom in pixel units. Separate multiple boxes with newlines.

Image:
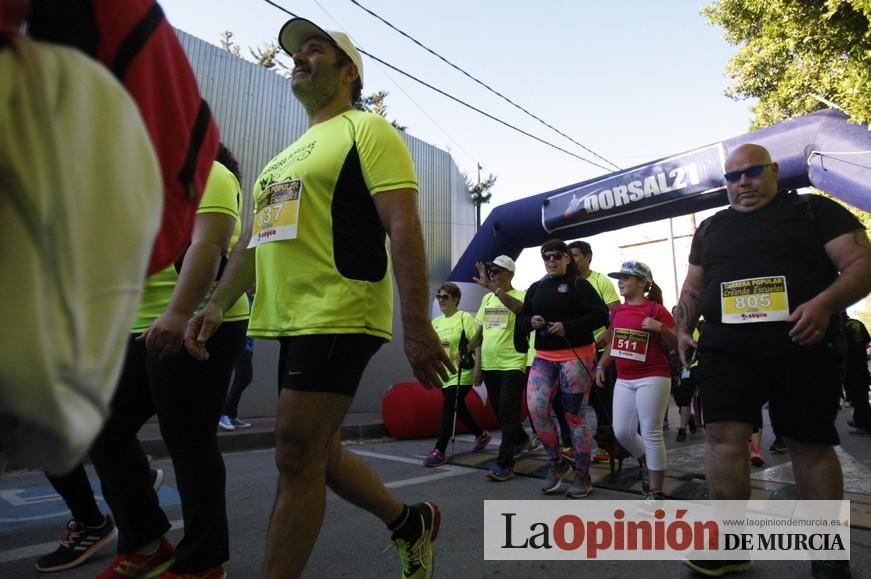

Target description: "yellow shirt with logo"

left=475, top=289, right=527, bottom=371
left=132, top=162, right=248, bottom=332
left=432, top=311, right=481, bottom=387
left=247, top=110, right=417, bottom=340
left=585, top=270, right=619, bottom=343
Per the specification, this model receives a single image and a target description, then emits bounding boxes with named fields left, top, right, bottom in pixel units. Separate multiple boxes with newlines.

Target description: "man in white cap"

left=470, top=255, right=531, bottom=480
left=185, top=17, right=451, bottom=579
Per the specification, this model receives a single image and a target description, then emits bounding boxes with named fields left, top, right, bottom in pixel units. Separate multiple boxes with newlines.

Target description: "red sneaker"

left=158, top=565, right=227, bottom=579
left=96, top=536, right=174, bottom=579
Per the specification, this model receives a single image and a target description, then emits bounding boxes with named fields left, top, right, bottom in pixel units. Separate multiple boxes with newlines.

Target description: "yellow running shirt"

left=247, top=110, right=417, bottom=340
left=132, top=162, right=248, bottom=332
left=475, top=290, right=527, bottom=371
left=432, top=311, right=481, bottom=387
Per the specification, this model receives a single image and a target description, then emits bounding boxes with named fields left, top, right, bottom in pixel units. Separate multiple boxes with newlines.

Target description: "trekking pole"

left=449, top=366, right=461, bottom=460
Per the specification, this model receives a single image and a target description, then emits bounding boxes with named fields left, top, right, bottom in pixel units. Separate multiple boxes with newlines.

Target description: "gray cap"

left=608, top=261, right=652, bottom=282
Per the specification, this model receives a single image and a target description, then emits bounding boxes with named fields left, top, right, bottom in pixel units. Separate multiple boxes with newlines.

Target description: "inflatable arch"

left=449, top=109, right=871, bottom=284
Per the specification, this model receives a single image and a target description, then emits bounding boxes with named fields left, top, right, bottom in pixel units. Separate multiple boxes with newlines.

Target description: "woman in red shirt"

left=595, top=261, right=676, bottom=501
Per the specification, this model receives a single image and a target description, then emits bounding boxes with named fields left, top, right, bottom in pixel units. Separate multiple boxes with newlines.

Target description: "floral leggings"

left=526, top=354, right=596, bottom=475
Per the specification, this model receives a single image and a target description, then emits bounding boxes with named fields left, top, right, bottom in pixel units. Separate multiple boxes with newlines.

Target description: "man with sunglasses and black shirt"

left=676, top=143, right=871, bottom=579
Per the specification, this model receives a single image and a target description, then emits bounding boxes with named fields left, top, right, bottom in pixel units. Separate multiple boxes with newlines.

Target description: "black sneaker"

left=769, top=438, right=787, bottom=454
left=689, top=415, right=698, bottom=434
left=811, top=560, right=851, bottom=579
left=676, top=428, right=687, bottom=442
left=683, top=559, right=752, bottom=576
left=35, top=515, right=117, bottom=573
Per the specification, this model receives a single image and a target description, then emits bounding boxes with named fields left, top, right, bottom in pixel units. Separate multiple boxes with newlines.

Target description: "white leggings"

left=612, top=376, right=671, bottom=471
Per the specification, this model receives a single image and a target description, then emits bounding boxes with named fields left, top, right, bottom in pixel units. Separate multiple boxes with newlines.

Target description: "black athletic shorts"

left=673, top=371, right=697, bottom=408
left=695, top=349, right=841, bottom=445
left=277, top=334, right=386, bottom=397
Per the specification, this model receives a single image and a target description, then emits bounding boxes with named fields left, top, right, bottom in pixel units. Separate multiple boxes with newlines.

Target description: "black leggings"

left=45, top=464, right=102, bottom=527
left=223, top=347, right=253, bottom=418
left=435, top=385, right=482, bottom=453
left=484, top=369, right=528, bottom=468
left=90, top=321, right=245, bottom=573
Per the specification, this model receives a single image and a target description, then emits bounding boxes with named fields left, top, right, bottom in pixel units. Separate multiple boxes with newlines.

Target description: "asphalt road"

left=2, top=433, right=870, bottom=578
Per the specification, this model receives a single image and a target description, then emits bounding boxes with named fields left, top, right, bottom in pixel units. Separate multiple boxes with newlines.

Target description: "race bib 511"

left=610, top=328, right=650, bottom=361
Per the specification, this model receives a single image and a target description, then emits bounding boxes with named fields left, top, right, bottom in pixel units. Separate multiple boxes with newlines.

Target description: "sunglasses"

left=723, top=163, right=771, bottom=183
left=542, top=251, right=567, bottom=262
left=487, top=267, right=506, bottom=275
left=435, top=294, right=452, bottom=301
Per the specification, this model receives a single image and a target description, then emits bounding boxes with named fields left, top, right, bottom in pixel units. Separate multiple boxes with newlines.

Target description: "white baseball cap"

left=278, top=18, right=364, bottom=83
left=486, top=255, right=516, bottom=273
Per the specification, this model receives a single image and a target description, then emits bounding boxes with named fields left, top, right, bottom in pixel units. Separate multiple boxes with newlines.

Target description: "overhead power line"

left=348, top=0, right=621, bottom=171
left=259, top=0, right=615, bottom=172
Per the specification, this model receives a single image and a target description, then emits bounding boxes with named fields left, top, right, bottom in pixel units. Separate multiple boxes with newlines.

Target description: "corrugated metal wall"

left=175, top=30, right=475, bottom=413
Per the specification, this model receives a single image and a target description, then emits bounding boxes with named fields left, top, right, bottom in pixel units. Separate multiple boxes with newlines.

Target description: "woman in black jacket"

left=519, top=239, right=609, bottom=498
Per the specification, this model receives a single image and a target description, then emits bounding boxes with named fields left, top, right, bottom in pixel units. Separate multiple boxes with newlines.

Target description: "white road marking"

left=0, top=519, right=184, bottom=564
left=349, top=449, right=478, bottom=489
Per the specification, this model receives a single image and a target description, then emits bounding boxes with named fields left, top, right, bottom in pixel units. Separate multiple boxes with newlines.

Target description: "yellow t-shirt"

left=132, top=162, right=248, bottom=332
left=432, top=311, right=480, bottom=387
left=585, top=270, right=619, bottom=343
left=247, top=110, right=417, bottom=340
left=475, top=289, right=527, bottom=371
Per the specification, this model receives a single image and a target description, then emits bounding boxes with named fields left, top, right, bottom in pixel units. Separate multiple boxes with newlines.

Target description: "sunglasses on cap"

left=723, top=163, right=771, bottom=183
left=542, top=251, right=567, bottom=262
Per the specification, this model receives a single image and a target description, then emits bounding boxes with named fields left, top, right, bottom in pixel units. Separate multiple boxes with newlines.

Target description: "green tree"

left=703, top=0, right=871, bottom=128
left=463, top=164, right=497, bottom=230
left=704, top=1, right=871, bottom=227
left=219, top=31, right=403, bottom=128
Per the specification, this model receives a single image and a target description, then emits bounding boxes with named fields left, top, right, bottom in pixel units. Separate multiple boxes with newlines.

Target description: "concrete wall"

left=176, top=30, right=475, bottom=415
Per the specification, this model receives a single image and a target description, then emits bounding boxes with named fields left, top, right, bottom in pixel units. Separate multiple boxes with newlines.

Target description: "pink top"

left=608, top=300, right=675, bottom=380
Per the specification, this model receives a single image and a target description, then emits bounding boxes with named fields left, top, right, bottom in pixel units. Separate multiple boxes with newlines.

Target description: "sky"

left=159, top=0, right=756, bottom=301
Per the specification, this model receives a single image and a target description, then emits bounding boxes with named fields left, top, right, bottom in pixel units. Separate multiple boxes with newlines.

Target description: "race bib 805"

left=720, top=276, right=789, bottom=324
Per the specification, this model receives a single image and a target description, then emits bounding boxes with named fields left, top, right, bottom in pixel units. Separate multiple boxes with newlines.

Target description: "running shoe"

left=422, top=449, right=446, bottom=468
left=560, top=447, right=575, bottom=462
left=528, top=434, right=541, bottom=451
left=391, top=502, right=440, bottom=579
left=811, top=560, right=852, bottom=579
left=486, top=465, right=514, bottom=481
left=513, top=439, right=531, bottom=457
left=150, top=468, right=165, bottom=492
left=638, top=456, right=650, bottom=495
left=35, top=515, right=118, bottom=573
left=157, top=565, right=227, bottom=579
left=472, top=431, right=491, bottom=452
left=769, top=438, right=787, bottom=454
left=682, top=559, right=752, bottom=576
left=637, top=490, right=665, bottom=515
left=592, top=448, right=610, bottom=463
left=95, top=536, right=175, bottom=579
left=541, top=461, right=569, bottom=494
left=749, top=441, right=765, bottom=466
left=228, top=417, right=251, bottom=429
left=676, top=428, right=687, bottom=442
left=565, top=475, right=593, bottom=499
left=217, top=416, right=235, bottom=431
